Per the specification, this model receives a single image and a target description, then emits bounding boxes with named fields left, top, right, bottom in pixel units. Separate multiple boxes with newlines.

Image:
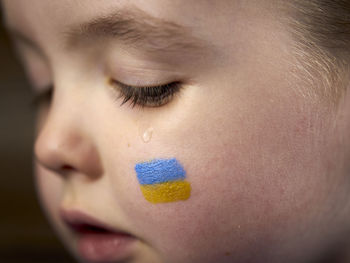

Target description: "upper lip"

left=60, top=208, right=131, bottom=236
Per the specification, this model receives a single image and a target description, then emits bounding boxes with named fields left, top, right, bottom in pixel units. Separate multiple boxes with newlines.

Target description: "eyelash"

left=30, top=80, right=183, bottom=109
left=109, top=79, right=183, bottom=108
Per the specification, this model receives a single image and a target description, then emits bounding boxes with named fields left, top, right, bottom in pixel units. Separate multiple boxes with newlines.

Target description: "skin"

left=3, top=0, right=350, bottom=262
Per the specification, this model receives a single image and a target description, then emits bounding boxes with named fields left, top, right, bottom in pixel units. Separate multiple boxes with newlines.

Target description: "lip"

left=60, top=209, right=136, bottom=262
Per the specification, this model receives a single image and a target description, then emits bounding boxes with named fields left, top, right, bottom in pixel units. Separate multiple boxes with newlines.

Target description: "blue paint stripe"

left=135, top=158, right=186, bottom=185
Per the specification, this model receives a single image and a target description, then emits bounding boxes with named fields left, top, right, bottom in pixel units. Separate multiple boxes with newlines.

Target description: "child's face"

left=4, top=0, right=350, bottom=262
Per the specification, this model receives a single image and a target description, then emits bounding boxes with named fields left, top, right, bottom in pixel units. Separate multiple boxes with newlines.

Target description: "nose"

left=34, top=96, right=103, bottom=179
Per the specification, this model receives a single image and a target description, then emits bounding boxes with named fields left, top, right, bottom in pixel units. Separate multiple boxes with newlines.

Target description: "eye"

left=109, top=79, right=183, bottom=108
left=30, top=85, right=53, bottom=109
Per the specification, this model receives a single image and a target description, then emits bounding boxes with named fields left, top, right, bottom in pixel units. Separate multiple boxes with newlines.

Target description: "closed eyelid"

left=108, top=67, right=184, bottom=87
left=111, top=63, right=182, bottom=76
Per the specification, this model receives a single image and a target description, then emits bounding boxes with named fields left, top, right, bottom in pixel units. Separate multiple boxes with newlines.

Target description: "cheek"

left=105, top=93, right=334, bottom=262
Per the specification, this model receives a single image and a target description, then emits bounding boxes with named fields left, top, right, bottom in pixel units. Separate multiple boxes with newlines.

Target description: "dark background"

left=0, top=11, right=75, bottom=263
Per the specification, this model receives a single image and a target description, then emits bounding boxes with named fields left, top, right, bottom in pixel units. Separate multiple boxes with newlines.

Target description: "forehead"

left=2, top=0, right=275, bottom=48
left=2, top=0, right=230, bottom=22
left=2, top=0, right=213, bottom=36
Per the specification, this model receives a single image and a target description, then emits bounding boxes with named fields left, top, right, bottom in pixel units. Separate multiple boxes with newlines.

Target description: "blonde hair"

left=285, top=0, right=350, bottom=105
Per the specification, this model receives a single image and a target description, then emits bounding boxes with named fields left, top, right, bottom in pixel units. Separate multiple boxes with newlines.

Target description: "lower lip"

left=77, top=232, right=136, bottom=262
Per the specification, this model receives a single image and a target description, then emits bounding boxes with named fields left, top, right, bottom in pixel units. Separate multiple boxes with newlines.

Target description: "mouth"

left=60, top=209, right=136, bottom=263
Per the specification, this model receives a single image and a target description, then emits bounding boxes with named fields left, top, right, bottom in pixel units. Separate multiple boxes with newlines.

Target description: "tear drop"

left=142, top=127, right=154, bottom=143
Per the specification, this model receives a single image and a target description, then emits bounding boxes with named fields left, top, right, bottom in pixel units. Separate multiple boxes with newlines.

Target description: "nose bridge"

left=34, top=82, right=103, bottom=179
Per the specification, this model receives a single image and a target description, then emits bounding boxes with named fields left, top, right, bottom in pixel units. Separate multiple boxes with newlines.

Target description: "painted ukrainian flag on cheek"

left=135, top=158, right=191, bottom=204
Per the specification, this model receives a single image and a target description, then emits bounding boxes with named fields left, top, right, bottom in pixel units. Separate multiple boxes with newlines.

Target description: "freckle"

left=127, top=143, right=131, bottom=147
left=225, top=252, right=231, bottom=256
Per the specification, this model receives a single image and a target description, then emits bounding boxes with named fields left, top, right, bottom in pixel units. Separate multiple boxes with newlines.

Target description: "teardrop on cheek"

left=141, top=127, right=154, bottom=143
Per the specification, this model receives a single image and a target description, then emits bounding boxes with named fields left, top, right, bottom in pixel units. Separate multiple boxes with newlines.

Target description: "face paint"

left=135, top=158, right=191, bottom=203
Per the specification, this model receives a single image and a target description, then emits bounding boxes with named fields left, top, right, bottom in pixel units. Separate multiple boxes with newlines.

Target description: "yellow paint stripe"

left=140, top=181, right=191, bottom=203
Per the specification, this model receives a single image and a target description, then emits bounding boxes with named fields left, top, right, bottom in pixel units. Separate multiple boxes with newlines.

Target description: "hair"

left=284, top=0, right=350, bottom=105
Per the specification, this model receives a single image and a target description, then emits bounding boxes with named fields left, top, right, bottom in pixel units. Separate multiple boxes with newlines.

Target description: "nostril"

left=62, top=164, right=75, bottom=171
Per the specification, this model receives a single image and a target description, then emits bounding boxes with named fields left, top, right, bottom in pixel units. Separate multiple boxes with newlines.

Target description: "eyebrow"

left=64, top=8, right=210, bottom=55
